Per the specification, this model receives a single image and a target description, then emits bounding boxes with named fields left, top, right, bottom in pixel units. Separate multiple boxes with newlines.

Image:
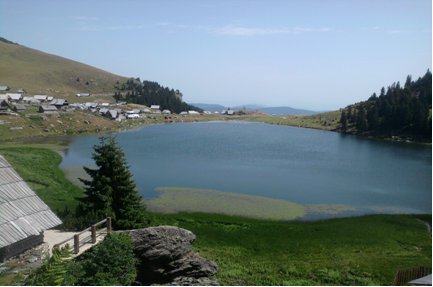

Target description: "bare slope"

left=0, top=40, right=126, bottom=95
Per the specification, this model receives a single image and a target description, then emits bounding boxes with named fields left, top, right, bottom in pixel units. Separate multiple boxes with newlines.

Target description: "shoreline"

left=1, top=114, right=431, bottom=146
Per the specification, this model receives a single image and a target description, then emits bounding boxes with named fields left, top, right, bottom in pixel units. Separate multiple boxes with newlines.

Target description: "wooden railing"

left=392, top=266, right=432, bottom=286
left=53, top=217, right=112, bottom=254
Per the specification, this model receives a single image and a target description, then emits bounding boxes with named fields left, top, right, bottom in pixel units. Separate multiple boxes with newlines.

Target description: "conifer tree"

left=79, top=136, right=148, bottom=229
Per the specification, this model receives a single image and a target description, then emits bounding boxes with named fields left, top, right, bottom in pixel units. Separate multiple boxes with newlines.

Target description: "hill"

left=191, top=103, right=227, bottom=112
left=338, top=71, right=432, bottom=142
left=193, top=103, right=318, bottom=115
left=0, top=38, right=125, bottom=95
left=116, top=78, right=202, bottom=113
left=256, top=106, right=317, bottom=115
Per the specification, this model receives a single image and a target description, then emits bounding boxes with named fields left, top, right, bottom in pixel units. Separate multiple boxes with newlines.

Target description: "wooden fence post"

left=107, top=217, right=112, bottom=234
left=91, top=225, right=97, bottom=243
left=74, top=234, right=80, bottom=254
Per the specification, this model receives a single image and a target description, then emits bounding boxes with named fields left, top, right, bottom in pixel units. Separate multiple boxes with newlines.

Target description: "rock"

left=84, top=120, right=90, bottom=125
left=159, top=276, right=219, bottom=286
left=126, top=226, right=218, bottom=285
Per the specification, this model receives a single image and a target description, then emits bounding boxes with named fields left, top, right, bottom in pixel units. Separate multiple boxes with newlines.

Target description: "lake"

left=60, top=121, right=432, bottom=219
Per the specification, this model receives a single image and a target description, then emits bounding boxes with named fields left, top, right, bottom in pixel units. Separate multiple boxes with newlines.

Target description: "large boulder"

left=126, top=226, right=218, bottom=285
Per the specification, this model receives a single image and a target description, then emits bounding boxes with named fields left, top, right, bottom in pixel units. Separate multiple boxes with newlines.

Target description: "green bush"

left=24, top=247, right=72, bottom=286
left=73, top=233, right=137, bottom=286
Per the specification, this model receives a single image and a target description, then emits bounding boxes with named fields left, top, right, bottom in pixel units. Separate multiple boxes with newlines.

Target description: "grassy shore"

left=151, top=212, right=431, bottom=285
left=0, top=145, right=83, bottom=212
left=0, top=145, right=430, bottom=286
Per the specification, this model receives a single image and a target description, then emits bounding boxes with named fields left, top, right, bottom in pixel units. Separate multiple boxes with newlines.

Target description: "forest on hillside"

left=114, top=78, right=202, bottom=114
left=339, top=70, right=432, bottom=142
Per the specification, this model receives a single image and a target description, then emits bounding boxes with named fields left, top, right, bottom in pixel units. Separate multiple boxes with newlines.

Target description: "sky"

left=0, top=0, right=431, bottom=110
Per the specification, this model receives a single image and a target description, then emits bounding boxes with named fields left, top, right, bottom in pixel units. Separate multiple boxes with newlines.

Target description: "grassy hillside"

left=153, top=212, right=431, bottom=285
left=0, top=40, right=126, bottom=95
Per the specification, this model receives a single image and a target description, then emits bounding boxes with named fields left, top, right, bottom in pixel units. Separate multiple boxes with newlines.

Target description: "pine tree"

left=79, top=136, right=148, bottom=229
left=340, top=110, right=348, bottom=131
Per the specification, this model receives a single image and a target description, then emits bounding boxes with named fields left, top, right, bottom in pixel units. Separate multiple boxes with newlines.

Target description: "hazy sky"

left=0, top=0, right=431, bottom=110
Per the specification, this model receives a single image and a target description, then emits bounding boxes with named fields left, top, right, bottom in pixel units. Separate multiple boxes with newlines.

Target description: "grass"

left=147, top=187, right=305, bottom=221
left=0, top=145, right=83, bottom=213
left=0, top=41, right=125, bottom=95
left=151, top=212, right=432, bottom=285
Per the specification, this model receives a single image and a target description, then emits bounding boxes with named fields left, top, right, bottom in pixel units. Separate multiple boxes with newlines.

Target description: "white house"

left=126, top=114, right=140, bottom=119
left=162, top=109, right=171, bottom=114
left=188, top=110, right=200, bottom=115
left=33, top=95, right=48, bottom=102
left=6, top=93, right=22, bottom=102
left=76, top=93, right=91, bottom=97
left=150, top=105, right=160, bottom=111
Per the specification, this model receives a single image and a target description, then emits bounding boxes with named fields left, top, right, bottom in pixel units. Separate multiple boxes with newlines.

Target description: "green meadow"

left=151, top=212, right=431, bottom=285
left=0, top=145, right=430, bottom=285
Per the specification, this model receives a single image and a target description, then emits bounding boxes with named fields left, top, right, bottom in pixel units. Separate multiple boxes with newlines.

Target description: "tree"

left=340, top=110, right=348, bottom=131
left=79, top=136, right=148, bottom=229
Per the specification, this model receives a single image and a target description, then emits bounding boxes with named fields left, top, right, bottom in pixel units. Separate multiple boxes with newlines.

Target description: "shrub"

left=73, top=233, right=137, bottom=286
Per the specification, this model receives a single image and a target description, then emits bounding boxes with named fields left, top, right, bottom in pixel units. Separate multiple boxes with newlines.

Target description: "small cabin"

left=0, top=155, right=62, bottom=262
left=39, top=105, right=58, bottom=114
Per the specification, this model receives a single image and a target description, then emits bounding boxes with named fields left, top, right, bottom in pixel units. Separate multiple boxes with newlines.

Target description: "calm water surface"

left=61, top=122, right=432, bottom=215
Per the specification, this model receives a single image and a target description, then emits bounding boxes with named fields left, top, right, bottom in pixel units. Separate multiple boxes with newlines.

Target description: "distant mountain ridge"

left=192, top=103, right=318, bottom=115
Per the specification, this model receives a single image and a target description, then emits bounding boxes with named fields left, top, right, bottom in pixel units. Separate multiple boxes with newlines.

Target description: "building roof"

left=13, top=104, right=26, bottom=110
left=50, top=99, right=68, bottom=106
left=33, top=95, right=48, bottom=101
left=40, top=105, right=58, bottom=112
left=0, top=155, right=62, bottom=248
left=107, top=110, right=118, bottom=119
left=6, top=93, right=22, bottom=101
left=0, top=86, right=9, bottom=91
left=409, top=274, right=432, bottom=285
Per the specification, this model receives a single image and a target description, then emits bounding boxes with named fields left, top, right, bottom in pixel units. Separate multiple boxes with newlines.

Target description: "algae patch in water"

left=147, top=187, right=305, bottom=221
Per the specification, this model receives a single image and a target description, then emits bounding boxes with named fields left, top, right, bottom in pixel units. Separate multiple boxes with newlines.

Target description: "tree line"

left=339, top=70, right=432, bottom=141
left=114, top=78, right=202, bottom=113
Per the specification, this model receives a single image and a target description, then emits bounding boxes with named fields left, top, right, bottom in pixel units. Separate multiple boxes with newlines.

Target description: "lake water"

left=60, top=121, right=432, bottom=217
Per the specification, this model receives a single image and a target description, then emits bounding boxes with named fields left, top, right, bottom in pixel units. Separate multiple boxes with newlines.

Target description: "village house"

left=49, top=99, right=69, bottom=109
left=0, top=100, right=10, bottom=115
left=76, top=93, right=91, bottom=97
left=16, top=88, right=25, bottom=94
left=99, top=108, right=109, bottom=115
left=22, top=97, right=40, bottom=105
left=39, top=105, right=58, bottom=114
left=0, top=94, right=8, bottom=102
left=105, top=109, right=118, bottom=120
left=5, top=93, right=22, bottom=102
left=162, top=109, right=171, bottom=115
left=33, top=95, right=49, bottom=103
left=0, top=155, right=62, bottom=262
left=12, top=104, right=26, bottom=112
left=0, top=86, right=10, bottom=91
left=150, top=105, right=160, bottom=112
